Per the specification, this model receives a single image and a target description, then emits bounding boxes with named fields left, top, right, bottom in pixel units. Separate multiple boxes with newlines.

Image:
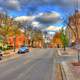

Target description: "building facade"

left=66, top=11, right=80, bottom=46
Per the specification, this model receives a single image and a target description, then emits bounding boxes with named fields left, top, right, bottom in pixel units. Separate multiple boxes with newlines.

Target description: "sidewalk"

left=61, top=62, right=75, bottom=80
left=69, top=62, right=80, bottom=80
left=58, top=48, right=77, bottom=56
left=58, top=48, right=80, bottom=80
left=2, top=49, right=18, bottom=59
left=61, top=61, right=80, bottom=80
left=0, top=49, right=20, bottom=63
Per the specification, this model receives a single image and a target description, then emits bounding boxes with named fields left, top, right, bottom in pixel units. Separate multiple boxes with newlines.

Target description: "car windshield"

left=21, top=45, right=28, bottom=47
left=19, top=46, right=28, bottom=51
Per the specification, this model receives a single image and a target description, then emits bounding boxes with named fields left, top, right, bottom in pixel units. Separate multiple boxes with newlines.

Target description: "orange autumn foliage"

left=8, top=34, right=25, bottom=48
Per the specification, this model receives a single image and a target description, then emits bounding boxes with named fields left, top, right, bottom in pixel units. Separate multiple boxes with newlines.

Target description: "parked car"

left=0, top=50, right=3, bottom=60
left=17, top=45, right=29, bottom=54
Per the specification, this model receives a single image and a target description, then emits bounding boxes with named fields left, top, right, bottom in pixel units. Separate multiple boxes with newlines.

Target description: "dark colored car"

left=0, top=50, right=3, bottom=60
left=17, top=46, right=29, bottom=54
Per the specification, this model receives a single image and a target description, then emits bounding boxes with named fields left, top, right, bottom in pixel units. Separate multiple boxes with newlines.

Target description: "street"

left=0, top=48, right=57, bottom=80
left=0, top=0, right=80, bottom=80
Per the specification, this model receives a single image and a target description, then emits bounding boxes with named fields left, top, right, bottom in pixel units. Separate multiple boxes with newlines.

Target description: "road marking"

left=21, top=53, right=28, bottom=57
left=58, top=50, right=62, bottom=56
left=1, top=59, right=9, bottom=64
left=23, top=59, right=31, bottom=65
left=13, top=60, right=38, bottom=80
left=15, top=56, right=19, bottom=61
left=0, top=55, right=20, bottom=64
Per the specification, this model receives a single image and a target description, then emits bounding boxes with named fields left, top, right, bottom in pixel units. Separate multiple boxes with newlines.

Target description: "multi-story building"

left=66, top=11, right=80, bottom=46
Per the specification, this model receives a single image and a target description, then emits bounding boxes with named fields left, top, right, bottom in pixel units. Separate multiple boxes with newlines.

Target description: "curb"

left=56, top=64, right=63, bottom=80
left=57, top=49, right=76, bottom=57
left=57, top=50, right=69, bottom=57
left=57, top=49, right=67, bottom=56
left=57, top=50, right=62, bottom=56
left=61, top=62, right=75, bottom=80
left=0, top=54, right=21, bottom=64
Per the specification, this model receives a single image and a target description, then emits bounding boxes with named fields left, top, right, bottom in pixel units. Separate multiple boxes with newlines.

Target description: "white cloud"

left=45, top=26, right=61, bottom=31
left=15, top=16, right=35, bottom=22
left=48, top=31, right=55, bottom=35
left=37, top=11, right=60, bottom=20
left=36, top=12, right=62, bottom=24
left=37, top=13, right=44, bottom=16
left=42, top=12, right=60, bottom=20
left=7, top=0, right=20, bottom=10
left=0, top=0, right=21, bottom=10
left=32, top=21, right=40, bottom=28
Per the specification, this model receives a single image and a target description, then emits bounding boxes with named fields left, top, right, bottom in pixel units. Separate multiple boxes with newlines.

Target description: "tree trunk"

left=63, top=45, right=66, bottom=51
left=31, top=40, right=33, bottom=47
left=13, top=37, right=16, bottom=52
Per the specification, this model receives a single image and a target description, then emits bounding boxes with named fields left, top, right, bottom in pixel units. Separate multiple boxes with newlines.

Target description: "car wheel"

left=0, top=57, right=2, bottom=60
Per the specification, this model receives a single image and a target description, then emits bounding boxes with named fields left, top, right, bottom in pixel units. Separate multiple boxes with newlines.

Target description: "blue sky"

left=0, top=0, right=79, bottom=34
left=0, top=0, right=77, bottom=17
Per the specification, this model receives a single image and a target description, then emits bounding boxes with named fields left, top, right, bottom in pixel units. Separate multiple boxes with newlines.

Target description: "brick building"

left=66, top=11, right=80, bottom=46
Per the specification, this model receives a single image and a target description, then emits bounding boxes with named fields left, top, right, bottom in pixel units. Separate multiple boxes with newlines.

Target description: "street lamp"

left=43, top=31, right=48, bottom=48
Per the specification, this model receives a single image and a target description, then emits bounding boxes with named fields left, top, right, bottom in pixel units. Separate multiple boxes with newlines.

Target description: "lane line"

left=0, top=49, right=51, bottom=80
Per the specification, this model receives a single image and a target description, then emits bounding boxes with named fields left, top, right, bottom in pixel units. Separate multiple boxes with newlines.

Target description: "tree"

left=0, top=25, right=11, bottom=47
left=18, top=21, right=33, bottom=46
left=60, top=28, right=69, bottom=51
left=0, top=13, right=22, bottom=51
left=12, top=23, right=21, bottom=52
left=31, top=28, right=43, bottom=47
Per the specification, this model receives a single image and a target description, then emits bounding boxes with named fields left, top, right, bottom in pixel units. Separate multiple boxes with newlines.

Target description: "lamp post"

left=43, top=31, right=48, bottom=48
left=24, top=26, right=27, bottom=46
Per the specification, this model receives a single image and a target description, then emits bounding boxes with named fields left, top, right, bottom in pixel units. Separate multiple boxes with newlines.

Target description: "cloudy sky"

left=0, top=0, right=79, bottom=34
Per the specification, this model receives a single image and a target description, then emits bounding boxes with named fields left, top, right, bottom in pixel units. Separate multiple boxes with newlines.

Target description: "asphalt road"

left=0, top=48, right=57, bottom=80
